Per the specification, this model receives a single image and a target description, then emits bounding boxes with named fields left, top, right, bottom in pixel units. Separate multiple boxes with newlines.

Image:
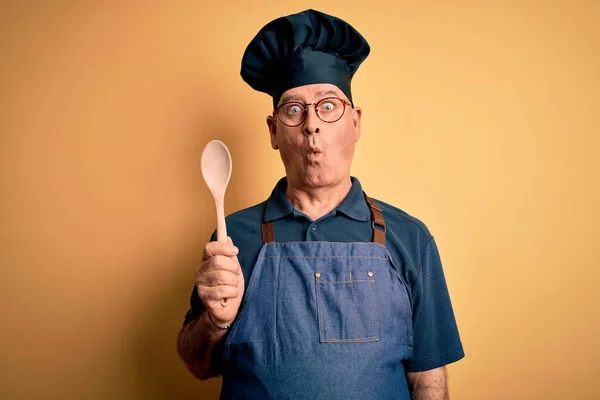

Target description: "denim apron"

left=220, top=195, right=413, bottom=399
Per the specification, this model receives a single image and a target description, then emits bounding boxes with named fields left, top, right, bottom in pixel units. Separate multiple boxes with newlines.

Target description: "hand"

left=196, top=237, right=244, bottom=326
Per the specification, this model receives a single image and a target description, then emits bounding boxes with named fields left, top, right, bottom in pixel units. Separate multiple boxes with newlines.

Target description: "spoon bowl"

left=201, top=140, right=232, bottom=242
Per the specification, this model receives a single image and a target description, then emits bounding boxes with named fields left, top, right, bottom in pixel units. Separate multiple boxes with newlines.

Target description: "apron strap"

left=260, top=193, right=387, bottom=245
left=261, top=201, right=275, bottom=244
left=365, top=194, right=386, bottom=245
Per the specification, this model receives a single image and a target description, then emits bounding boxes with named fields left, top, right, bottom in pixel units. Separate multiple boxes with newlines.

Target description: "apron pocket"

left=315, top=271, right=379, bottom=342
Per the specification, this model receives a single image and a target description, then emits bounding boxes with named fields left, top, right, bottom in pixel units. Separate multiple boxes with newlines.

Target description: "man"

left=178, top=9, right=464, bottom=399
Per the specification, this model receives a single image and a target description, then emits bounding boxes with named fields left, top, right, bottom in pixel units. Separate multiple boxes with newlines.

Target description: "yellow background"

left=1, top=1, right=598, bottom=399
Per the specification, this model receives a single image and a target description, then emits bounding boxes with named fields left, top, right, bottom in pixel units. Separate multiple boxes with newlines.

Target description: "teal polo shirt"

left=184, top=177, right=464, bottom=372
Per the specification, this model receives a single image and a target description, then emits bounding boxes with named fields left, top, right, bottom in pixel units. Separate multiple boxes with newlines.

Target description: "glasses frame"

left=273, top=97, right=352, bottom=127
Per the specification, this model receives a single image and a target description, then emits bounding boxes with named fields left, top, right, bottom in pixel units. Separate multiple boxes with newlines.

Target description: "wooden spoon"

left=201, top=140, right=232, bottom=305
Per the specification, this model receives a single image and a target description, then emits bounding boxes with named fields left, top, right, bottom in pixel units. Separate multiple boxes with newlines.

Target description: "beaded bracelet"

left=207, top=312, right=231, bottom=330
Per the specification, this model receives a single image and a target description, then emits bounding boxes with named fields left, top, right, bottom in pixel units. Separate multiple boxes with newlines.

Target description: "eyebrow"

left=315, top=89, right=341, bottom=98
left=278, top=89, right=343, bottom=106
left=278, top=94, right=303, bottom=105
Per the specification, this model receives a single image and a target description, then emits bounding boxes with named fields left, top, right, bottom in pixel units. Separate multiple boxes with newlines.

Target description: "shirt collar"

left=263, top=176, right=370, bottom=223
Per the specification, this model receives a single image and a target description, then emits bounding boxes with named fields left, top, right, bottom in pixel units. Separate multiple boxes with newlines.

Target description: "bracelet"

left=207, top=312, right=231, bottom=330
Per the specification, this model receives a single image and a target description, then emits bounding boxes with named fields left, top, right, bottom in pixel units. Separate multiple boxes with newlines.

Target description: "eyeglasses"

left=273, top=97, right=352, bottom=127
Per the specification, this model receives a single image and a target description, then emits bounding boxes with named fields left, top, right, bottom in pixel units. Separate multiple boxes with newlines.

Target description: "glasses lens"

left=316, top=98, right=345, bottom=122
left=278, top=102, right=305, bottom=126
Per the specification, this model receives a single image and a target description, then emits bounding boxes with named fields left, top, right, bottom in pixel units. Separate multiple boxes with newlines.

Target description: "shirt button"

left=315, top=272, right=321, bottom=278
left=311, top=225, right=317, bottom=231
left=367, top=271, right=374, bottom=277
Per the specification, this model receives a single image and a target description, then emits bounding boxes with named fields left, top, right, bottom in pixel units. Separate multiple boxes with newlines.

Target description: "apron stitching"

left=274, top=255, right=280, bottom=368
left=258, top=256, right=389, bottom=260
left=316, top=276, right=324, bottom=341
left=320, top=336, right=379, bottom=343
left=316, top=279, right=374, bottom=284
left=371, top=279, right=380, bottom=340
left=350, top=271, right=359, bottom=340
left=404, top=282, right=410, bottom=354
left=257, top=240, right=385, bottom=245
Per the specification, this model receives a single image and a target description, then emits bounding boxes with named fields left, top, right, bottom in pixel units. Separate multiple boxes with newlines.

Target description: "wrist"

left=206, top=312, right=233, bottom=330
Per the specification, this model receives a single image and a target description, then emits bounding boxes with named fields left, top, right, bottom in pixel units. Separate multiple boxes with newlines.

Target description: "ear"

left=266, top=115, right=278, bottom=149
left=351, top=106, right=362, bottom=142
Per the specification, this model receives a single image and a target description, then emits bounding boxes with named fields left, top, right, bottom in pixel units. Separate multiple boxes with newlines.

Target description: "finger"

left=226, top=237, right=243, bottom=276
left=199, top=285, right=239, bottom=302
left=195, top=256, right=241, bottom=280
left=201, top=255, right=240, bottom=274
left=202, top=240, right=239, bottom=261
left=197, top=270, right=239, bottom=288
left=226, top=238, right=242, bottom=276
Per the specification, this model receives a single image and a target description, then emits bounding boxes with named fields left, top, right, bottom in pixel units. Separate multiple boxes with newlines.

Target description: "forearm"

left=407, top=367, right=449, bottom=400
left=177, top=312, right=228, bottom=380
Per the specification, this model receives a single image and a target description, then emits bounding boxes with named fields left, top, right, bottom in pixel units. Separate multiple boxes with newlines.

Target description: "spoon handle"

left=215, top=197, right=230, bottom=306
left=215, top=197, right=227, bottom=243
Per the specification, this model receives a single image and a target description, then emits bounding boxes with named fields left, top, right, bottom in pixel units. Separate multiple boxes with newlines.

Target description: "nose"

left=303, top=104, right=320, bottom=136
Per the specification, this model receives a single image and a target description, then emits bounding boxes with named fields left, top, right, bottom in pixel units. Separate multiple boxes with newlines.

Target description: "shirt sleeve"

left=404, top=237, right=465, bottom=372
left=183, top=287, right=205, bottom=326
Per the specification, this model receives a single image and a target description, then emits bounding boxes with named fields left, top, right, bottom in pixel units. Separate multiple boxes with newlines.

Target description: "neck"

left=285, top=177, right=353, bottom=221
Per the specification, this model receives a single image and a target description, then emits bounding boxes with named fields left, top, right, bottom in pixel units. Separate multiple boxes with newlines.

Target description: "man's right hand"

left=195, top=237, right=245, bottom=327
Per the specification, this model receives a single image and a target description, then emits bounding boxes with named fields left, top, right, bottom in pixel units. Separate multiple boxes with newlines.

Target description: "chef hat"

left=241, top=9, right=370, bottom=107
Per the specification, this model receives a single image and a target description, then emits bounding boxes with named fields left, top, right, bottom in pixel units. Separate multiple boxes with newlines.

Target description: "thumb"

left=227, top=236, right=242, bottom=276
left=227, top=236, right=239, bottom=256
